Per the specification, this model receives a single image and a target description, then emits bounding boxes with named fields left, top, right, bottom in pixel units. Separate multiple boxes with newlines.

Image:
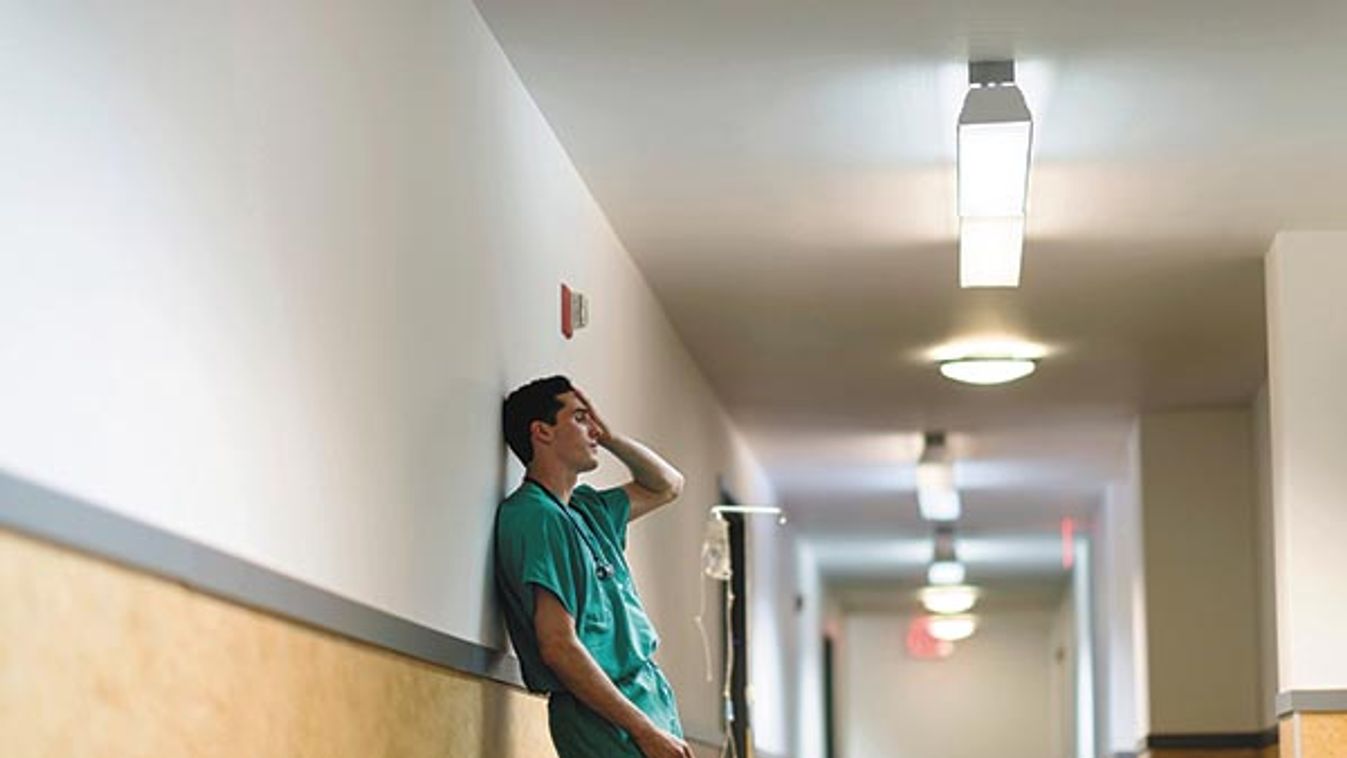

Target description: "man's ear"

left=530, top=419, right=554, bottom=448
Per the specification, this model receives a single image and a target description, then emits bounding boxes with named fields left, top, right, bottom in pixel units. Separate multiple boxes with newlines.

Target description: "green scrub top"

left=494, top=480, right=683, bottom=755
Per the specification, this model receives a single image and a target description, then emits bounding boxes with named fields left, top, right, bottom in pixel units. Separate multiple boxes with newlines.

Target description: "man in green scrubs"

left=495, top=376, right=693, bottom=758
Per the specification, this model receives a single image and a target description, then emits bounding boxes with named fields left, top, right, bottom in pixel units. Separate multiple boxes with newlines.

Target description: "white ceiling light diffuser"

left=928, top=560, right=966, bottom=586
left=958, top=86, right=1032, bottom=216
left=940, top=357, right=1036, bottom=385
left=917, top=485, right=961, bottom=522
left=920, top=585, right=980, bottom=615
left=916, top=432, right=961, bottom=521
left=959, top=216, right=1024, bottom=288
left=928, top=525, right=965, bottom=585
left=957, top=60, right=1033, bottom=289
left=915, top=457, right=954, bottom=492
left=931, top=338, right=1046, bottom=386
left=926, top=614, right=979, bottom=642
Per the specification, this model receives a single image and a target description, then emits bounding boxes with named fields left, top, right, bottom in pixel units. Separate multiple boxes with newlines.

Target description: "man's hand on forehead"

left=572, top=387, right=613, bottom=444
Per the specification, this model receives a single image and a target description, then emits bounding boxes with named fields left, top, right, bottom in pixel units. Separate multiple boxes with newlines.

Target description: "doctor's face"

left=546, top=391, right=601, bottom=472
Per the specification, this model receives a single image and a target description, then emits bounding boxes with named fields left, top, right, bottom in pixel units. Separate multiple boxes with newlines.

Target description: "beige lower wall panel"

left=1145, top=749, right=1261, bottom=758
left=1299, top=712, right=1347, bottom=758
left=0, top=528, right=558, bottom=758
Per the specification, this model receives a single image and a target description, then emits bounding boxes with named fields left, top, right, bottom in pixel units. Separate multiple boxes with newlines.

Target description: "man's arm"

left=573, top=388, right=685, bottom=522
left=534, top=588, right=693, bottom=758
left=604, top=434, right=685, bottom=522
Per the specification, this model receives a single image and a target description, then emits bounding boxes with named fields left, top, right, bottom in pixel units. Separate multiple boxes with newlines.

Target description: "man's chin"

left=579, top=456, right=600, bottom=472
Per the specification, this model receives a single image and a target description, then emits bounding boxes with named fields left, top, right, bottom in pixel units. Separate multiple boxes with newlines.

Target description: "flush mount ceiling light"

left=916, top=431, right=961, bottom=521
left=940, top=357, right=1036, bottom=385
left=931, top=338, right=1046, bottom=386
left=958, top=60, right=1033, bottom=288
left=920, top=585, right=980, bottom=615
left=926, top=614, right=979, bottom=642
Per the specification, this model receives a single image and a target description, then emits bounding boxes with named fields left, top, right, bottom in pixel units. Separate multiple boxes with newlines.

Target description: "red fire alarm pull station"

left=561, top=283, right=589, bottom=339
left=561, top=283, right=574, bottom=339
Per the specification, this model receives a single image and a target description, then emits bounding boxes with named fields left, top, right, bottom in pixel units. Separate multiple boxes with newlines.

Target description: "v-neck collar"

left=524, top=477, right=572, bottom=510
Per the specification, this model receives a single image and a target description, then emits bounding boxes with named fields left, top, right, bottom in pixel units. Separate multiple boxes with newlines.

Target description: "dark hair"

left=502, top=375, right=574, bottom=464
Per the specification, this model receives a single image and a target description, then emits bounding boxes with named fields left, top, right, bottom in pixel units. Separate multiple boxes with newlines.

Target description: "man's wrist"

left=625, top=714, right=659, bottom=742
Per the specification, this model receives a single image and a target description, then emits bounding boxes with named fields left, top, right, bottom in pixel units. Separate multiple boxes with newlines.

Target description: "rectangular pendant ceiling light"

left=917, top=483, right=962, bottom=522
left=958, top=61, right=1032, bottom=288
left=917, top=432, right=961, bottom=521
left=960, top=216, right=1025, bottom=287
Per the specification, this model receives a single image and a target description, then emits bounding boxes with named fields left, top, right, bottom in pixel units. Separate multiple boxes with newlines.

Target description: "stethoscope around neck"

left=526, top=478, right=616, bottom=581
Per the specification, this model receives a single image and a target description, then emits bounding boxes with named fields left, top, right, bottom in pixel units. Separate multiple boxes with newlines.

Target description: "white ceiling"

left=831, top=575, right=1070, bottom=615
left=475, top=0, right=1347, bottom=573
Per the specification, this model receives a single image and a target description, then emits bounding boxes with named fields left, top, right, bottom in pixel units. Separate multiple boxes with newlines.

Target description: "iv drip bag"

left=701, top=516, right=732, bottom=581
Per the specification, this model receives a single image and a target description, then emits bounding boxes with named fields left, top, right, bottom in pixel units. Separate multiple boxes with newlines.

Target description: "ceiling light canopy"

left=920, top=585, right=980, bottom=615
left=957, top=60, right=1033, bottom=289
left=926, top=614, right=979, bottom=642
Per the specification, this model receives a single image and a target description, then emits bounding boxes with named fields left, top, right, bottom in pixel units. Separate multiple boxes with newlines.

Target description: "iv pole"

left=697, top=504, right=787, bottom=758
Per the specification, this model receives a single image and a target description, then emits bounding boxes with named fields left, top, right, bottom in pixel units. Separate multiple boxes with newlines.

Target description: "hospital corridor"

left=2, top=1, right=1345, bottom=757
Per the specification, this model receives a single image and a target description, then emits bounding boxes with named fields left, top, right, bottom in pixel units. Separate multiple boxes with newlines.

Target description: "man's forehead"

left=558, top=391, right=586, bottom=411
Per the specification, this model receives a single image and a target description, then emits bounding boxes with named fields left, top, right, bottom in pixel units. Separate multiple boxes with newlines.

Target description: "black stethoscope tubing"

left=525, top=478, right=615, bottom=581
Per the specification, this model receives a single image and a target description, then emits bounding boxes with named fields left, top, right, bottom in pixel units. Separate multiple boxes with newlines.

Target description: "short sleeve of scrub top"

left=512, top=505, right=585, bottom=620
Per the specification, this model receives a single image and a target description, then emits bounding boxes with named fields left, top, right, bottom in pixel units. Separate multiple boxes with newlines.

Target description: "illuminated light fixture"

left=927, top=560, right=966, bottom=586
left=928, top=525, right=966, bottom=585
left=926, top=614, right=979, bottom=642
left=915, top=458, right=954, bottom=491
left=931, top=338, right=1046, bottom=386
left=917, top=486, right=962, bottom=521
left=906, top=617, right=956, bottom=660
left=958, top=74, right=1033, bottom=216
left=916, top=432, right=961, bottom=521
left=958, top=60, right=1033, bottom=288
left=960, top=216, right=1024, bottom=287
left=920, top=585, right=980, bottom=615
left=939, top=357, right=1036, bottom=385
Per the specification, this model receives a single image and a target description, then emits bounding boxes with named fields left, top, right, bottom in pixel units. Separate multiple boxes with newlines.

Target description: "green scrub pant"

left=548, top=660, right=683, bottom=757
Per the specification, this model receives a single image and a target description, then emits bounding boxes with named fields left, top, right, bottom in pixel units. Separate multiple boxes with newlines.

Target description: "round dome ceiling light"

left=926, top=614, right=979, bottom=642
left=920, top=585, right=980, bottom=615
left=939, top=357, right=1036, bottom=385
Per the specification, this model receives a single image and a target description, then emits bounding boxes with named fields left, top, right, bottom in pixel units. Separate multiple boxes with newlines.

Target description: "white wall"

left=825, top=593, right=849, bottom=758
left=1073, top=539, right=1097, bottom=758
left=843, top=609, right=1057, bottom=758
left=0, top=0, right=775, bottom=740
left=1251, top=384, right=1278, bottom=725
left=795, top=541, right=828, bottom=758
left=748, top=506, right=795, bottom=758
left=1265, top=232, right=1347, bottom=693
left=1049, top=584, right=1077, bottom=758
left=1138, top=409, right=1261, bottom=733
left=1095, top=420, right=1149, bottom=754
